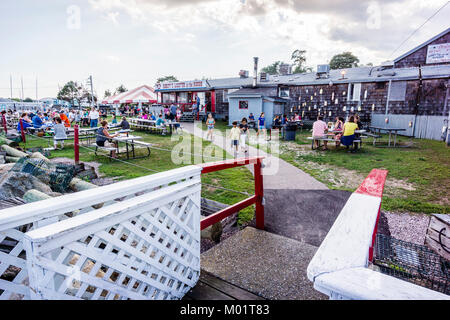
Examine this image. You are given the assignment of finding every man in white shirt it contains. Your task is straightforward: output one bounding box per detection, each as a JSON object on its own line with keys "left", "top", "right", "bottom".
{"left": 89, "top": 108, "right": 100, "bottom": 128}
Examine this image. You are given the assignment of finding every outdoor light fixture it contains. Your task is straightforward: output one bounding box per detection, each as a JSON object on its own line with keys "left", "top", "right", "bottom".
{"left": 341, "top": 70, "right": 347, "bottom": 79}
{"left": 385, "top": 118, "right": 389, "bottom": 124}
{"left": 343, "top": 106, "right": 347, "bottom": 111}
{"left": 372, "top": 104, "right": 375, "bottom": 111}
{"left": 358, "top": 105, "right": 362, "bottom": 111}
{"left": 409, "top": 121, "right": 413, "bottom": 127}
{"left": 329, "top": 81, "right": 333, "bottom": 87}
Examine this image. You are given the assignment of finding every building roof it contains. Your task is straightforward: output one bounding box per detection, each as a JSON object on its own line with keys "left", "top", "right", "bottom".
{"left": 102, "top": 85, "right": 157, "bottom": 104}
{"left": 228, "top": 87, "right": 288, "bottom": 103}
{"left": 394, "top": 27, "right": 450, "bottom": 63}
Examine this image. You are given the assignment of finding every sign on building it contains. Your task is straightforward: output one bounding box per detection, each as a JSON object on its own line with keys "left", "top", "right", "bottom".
{"left": 426, "top": 43, "right": 450, "bottom": 64}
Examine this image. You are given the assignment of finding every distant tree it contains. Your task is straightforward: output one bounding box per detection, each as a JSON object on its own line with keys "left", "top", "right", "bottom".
{"left": 11, "top": 98, "right": 21, "bottom": 102}
{"left": 57, "top": 81, "right": 83, "bottom": 105}
{"left": 261, "top": 61, "right": 284, "bottom": 75}
{"left": 291, "top": 50, "right": 312, "bottom": 73}
{"left": 104, "top": 89, "right": 112, "bottom": 98}
{"left": 114, "top": 85, "right": 127, "bottom": 95}
{"left": 23, "top": 97, "right": 33, "bottom": 102}
{"left": 156, "top": 76, "right": 178, "bottom": 83}
{"left": 329, "top": 52, "right": 360, "bottom": 69}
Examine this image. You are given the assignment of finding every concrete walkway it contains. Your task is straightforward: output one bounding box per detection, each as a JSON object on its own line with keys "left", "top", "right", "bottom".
{"left": 182, "top": 122, "right": 327, "bottom": 190}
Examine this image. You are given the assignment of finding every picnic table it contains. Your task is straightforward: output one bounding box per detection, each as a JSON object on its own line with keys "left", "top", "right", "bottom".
{"left": 131, "top": 118, "right": 180, "bottom": 135}
{"left": 308, "top": 129, "right": 367, "bottom": 150}
{"left": 111, "top": 134, "right": 149, "bottom": 160}
{"left": 369, "top": 126, "right": 406, "bottom": 147}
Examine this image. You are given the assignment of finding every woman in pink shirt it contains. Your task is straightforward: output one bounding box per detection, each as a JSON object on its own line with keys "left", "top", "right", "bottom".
{"left": 312, "top": 115, "right": 329, "bottom": 150}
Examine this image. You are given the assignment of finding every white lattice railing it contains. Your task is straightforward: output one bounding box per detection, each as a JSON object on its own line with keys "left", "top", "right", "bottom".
{"left": 0, "top": 165, "right": 202, "bottom": 300}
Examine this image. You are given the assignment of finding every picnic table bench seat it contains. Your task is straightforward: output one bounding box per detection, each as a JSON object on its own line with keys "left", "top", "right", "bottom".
{"left": 307, "top": 136, "right": 362, "bottom": 150}
{"left": 365, "top": 132, "right": 382, "bottom": 146}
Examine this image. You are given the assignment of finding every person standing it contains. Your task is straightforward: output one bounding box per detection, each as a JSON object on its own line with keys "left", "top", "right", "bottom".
{"left": 257, "top": 112, "right": 266, "bottom": 140}
{"left": 229, "top": 121, "right": 240, "bottom": 158}
{"left": 53, "top": 117, "right": 67, "bottom": 150}
{"left": 170, "top": 103, "right": 177, "bottom": 121}
{"left": 240, "top": 117, "right": 249, "bottom": 154}
{"left": 89, "top": 108, "right": 100, "bottom": 128}
{"left": 206, "top": 113, "right": 215, "bottom": 141}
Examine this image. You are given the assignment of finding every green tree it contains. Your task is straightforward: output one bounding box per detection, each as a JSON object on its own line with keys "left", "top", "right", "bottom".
{"left": 261, "top": 61, "right": 284, "bottom": 75}
{"left": 104, "top": 89, "right": 112, "bottom": 98}
{"left": 115, "top": 85, "right": 127, "bottom": 95}
{"left": 156, "top": 76, "right": 178, "bottom": 83}
{"left": 23, "top": 97, "right": 33, "bottom": 102}
{"left": 291, "top": 50, "right": 312, "bottom": 73}
{"left": 57, "top": 81, "right": 82, "bottom": 105}
{"left": 329, "top": 52, "right": 360, "bottom": 69}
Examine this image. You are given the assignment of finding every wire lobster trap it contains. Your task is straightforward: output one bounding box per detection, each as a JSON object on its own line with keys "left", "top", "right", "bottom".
{"left": 374, "top": 233, "right": 449, "bottom": 295}
{"left": 11, "top": 157, "right": 76, "bottom": 193}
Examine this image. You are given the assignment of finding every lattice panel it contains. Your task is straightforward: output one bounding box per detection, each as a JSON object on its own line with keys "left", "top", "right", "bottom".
{"left": 24, "top": 183, "right": 201, "bottom": 300}
{"left": 0, "top": 165, "right": 202, "bottom": 300}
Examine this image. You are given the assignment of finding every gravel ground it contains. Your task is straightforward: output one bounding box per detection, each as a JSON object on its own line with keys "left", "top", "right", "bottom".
{"left": 382, "top": 211, "right": 431, "bottom": 245}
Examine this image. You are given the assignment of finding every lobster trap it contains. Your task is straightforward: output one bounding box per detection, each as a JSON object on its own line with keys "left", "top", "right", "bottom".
{"left": 374, "top": 233, "right": 449, "bottom": 295}
{"left": 11, "top": 157, "right": 76, "bottom": 193}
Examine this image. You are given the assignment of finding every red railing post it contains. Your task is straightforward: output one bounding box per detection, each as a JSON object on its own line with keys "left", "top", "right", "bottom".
{"left": 19, "top": 119, "right": 26, "bottom": 143}
{"left": 2, "top": 114, "right": 7, "bottom": 134}
{"left": 74, "top": 124, "right": 79, "bottom": 164}
{"left": 254, "top": 158, "right": 264, "bottom": 230}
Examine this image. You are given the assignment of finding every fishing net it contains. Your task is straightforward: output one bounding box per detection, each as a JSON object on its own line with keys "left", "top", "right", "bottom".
{"left": 374, "top": 233, "right": 449, "bottom": 295}
{"left": 11, "top": 157, "right": 76, "bottom": 193}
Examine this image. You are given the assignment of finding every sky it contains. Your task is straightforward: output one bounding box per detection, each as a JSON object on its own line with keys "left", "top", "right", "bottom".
{"left": 0, "top": 0, "right": 449, "bottom": 100}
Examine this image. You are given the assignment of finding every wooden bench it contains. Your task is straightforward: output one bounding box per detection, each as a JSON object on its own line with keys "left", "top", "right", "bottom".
{"left": 128, "top": 140, "right": 152, "bottom": 158}
{"left": 90, "top": 144, "right": 116, "bottom": 160}
{"left": 307, "top": 137, "right": 362, "bottom": 150}
{"left": 365, "top": 132, "right": 382, "bottom": 146}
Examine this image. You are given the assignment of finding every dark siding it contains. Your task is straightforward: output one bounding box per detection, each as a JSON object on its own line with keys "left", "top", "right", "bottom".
{"left": 394, "top": 32, "right": 450, "bottom": 68}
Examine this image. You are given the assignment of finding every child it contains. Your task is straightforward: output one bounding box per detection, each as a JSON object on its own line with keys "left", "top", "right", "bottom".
{"left": 53, "top": 117, "right": 67, "bottom": 150}
{"left": 206, "top": 113, "right": 215, "bottom": 141}
{"left": 239, "top": 117, "right": 249, "bottom": 153}
{"left": 111, "top": 114, "right": 118, "bottom": 124}
{"left": 257, "top": 112, "right": 266, "bottom": 140}
{"left": 229, "top": 121, "right": 240, "bottom": 158}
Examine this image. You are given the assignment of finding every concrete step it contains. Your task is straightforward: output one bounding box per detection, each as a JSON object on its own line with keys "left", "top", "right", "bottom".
{"left": 200, "top": 226, "right": 327, "bottom": 300}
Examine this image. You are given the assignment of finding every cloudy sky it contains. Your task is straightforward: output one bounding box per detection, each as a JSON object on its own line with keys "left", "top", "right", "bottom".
{"left": 0, "top": 0, "right": 449, "bottom": 99}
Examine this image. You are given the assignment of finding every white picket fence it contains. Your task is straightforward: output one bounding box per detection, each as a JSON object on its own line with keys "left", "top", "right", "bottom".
{"left": 0, "top": 165, "right": 202, "bottom": 300}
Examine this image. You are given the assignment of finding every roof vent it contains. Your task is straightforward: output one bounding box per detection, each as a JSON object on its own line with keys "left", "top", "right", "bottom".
{"left": 239, "top": 70, "right": 249, "bottom": 78}
{"left": 316, "top": 64, "right": 330, "bottom": 79}
{"left": 278, "top": 64, "right": 293, "bottom": 75}
{"left": 260, "top": 72, "right": 268, "bottom": 82}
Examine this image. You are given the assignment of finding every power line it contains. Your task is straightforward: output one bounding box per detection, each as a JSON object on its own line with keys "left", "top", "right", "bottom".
{"left": 389, "top": 1, "right": 450, "bottom": 58}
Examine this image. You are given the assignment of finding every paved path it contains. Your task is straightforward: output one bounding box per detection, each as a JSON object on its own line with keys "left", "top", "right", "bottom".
{"left": 182, "top": 122, "right": 327, "bottom": 190}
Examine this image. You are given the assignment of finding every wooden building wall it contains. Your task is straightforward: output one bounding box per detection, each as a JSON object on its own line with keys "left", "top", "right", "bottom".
{"left": 394, "top": 32, "right": 450, "bottom": 68}
{"left": 287, "top": 78, "right": 449, "bottom": 123}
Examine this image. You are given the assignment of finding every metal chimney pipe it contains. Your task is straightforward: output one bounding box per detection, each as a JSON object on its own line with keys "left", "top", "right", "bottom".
{"left": 253, "top": 57, "right": 259, "bottom": 87}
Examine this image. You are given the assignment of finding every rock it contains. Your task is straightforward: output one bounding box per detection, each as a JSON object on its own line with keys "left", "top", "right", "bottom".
{"left": 23, "top": 189, "right": 52, "bottom": 203}
{"left": 0, "top": 172, "right": 53, "bottom": 200}
{"left": 0, "top": 163, "right": 14, "bottom": 175}
{"left": 201, "top": 215, "right": 223, "bottom": 243}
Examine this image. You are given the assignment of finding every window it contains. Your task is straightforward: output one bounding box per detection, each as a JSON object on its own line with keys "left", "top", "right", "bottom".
{"left": 389, "top": 81, "right": 406, "bottom": 101}
{"left": 177, "top": 92, "right": 188, "bottom": 103}
{"left": 376, "top": 82, "right": 386, "bottom": 90}
{"left": 279, "top": 88, "right": 290, "bottom": 98}
{"left": 348, "top": 83, "right": 361, "bottom": 101}
{"left": 239, "top": 100, "right": 248, "bottom": 109}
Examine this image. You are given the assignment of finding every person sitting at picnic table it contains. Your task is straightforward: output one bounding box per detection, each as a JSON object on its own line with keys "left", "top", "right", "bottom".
{"left": 32, "top": 112, "right": 43, "bottom": 129}
{"left": 119, "top": 117, "right": 130, "bottom": 130}
{"left": 294, "top": 112, "right": 301, "bottom": 121}
{"left": 111, "top": 114, "right": 118, "bottom": 125}
{"left": 17, "top": 113, "right": 33, "bottom": 132}
{"left": 341, "top": 116, "right": 359, "bottom": 153}
{"left": 96, "top": 120, "right": 119, "bottom": 158}
{"left": 333, "top": 116, "right": 344, "bottom": 147}
{"left": 59, "top": 112, "right": 71, "bottom": 128}
{"left": 53, "top": 117, "right": 67, "bottom": 150}
{"left": 150, "top": 113, "right": 156, "bottom": 121}
{"left": 312, "top": 115, "right": 329, "bottom": 151}
{"left": 156, "top": 114, "right": 167, "bottom": 135}
{"left": 141, "top": 113, "right": 148, "bottom": 120}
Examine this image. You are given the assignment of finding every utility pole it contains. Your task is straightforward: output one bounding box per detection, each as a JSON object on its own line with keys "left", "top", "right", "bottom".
{"left": 36, "top": 77, "right": 38, "bottom": 101}
{"left": 10, "top": 75, "right": 12, "bottom": 99}
{"left": 87, "top": 75, "right": 95, "bottom": 108}
{"left": 21, "top": 76, "right": 24, "bottom": 102}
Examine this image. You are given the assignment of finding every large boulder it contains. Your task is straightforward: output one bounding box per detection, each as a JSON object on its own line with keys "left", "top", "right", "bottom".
{"left": 0, "top": 171, "right": 53, "bottom": 200}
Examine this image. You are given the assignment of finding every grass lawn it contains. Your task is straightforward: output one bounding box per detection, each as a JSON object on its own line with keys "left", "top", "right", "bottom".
{"left": 270, "top": 129, "right": 450, "bottom": 214}
{"left": 19, "top": 129, "right": 256, "bottom": 225}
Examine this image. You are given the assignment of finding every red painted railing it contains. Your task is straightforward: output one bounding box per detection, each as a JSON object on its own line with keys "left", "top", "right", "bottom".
{"left": 2, "top": 114, "right": 7, "bottom": 134}
{"left": 199, "top": 156, "right": 265, "bottom": 231}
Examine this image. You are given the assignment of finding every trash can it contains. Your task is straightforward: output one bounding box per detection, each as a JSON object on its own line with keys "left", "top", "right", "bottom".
{"left": 283, "top": 122, "right": 298, "bottom": 141}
